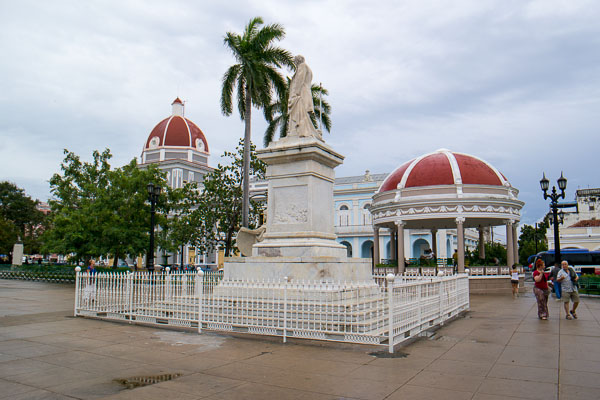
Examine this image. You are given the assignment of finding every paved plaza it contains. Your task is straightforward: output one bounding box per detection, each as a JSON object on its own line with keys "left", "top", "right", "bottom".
{"left": 1, "top": 279, "right": 599, "bottom": 400}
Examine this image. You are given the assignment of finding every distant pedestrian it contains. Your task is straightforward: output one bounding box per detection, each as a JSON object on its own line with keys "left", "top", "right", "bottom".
{"left": 550, "top": 263, "right": 562, "bottom": 301}
{"left": 510, "top": 264, "right": 519, "bottom": 298}
{"left": 532, "top": 259, "right": 549, "bottom": 320}
{"left": 452, "top": 250, "right": 458, "bottom": 267}
{"left": 87, "top": 259, "right": 96, "bottom": 273}
{"left": 557, "top": 260, "right": 579, "bottom": 320}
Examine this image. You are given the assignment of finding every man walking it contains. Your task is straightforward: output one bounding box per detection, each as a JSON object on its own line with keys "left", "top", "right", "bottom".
{"left": 557, "top": 260, "right": 579, "bottom": 319}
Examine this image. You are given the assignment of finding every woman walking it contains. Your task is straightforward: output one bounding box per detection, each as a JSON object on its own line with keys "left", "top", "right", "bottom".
{"left": 532, "top": 259, "right": 550, "bottom": 320}
{"left": 511, "top": 264, "right": 519, "bottom": 298}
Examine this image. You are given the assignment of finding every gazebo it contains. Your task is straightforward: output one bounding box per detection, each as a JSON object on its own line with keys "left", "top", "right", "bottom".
{"left": 370, "top": 149, "right": 524, "bottom": 273}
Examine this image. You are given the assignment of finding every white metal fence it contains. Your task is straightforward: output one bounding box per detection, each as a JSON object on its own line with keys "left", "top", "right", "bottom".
{"left": 74, "top": 271, "right": 469, "bottom": 352}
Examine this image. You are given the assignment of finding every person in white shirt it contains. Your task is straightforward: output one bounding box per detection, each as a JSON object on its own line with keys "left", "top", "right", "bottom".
{"left": 556, "top": 260, "right": 580, "bottom": 319}
{"left": 510, "top": 264, "right": 519, "bottom": 298}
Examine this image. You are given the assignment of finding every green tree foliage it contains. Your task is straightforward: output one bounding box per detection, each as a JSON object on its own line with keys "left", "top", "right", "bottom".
{"left": 469, "top": 242, "right": 508, "bottom": 266}
{"left": 44, "top": 149, "right": 165, "bottom": 263}
{"left": 264, "top": 79, "right": 332, "bottom": 146}
{"left": 221, "top": 16, "right": 294, "bottom": 227}
{"left": 518, "top": 223, "right": 548, "bottom": 265}
{"left": 156, "top": 183, "right": 202, "bottom": 266}
{"left": 0, "top": 181, "right": 45, "bottom": 255}
{"left": 194, "top": 139, "right": 266, "bottom": 257}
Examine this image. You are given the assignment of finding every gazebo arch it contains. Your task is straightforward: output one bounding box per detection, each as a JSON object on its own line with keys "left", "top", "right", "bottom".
{"left": 370, "top": 149, "right": 524, "bottom": 273}
{"left": 413, "top": 238, "right": 430, "bottom": 258}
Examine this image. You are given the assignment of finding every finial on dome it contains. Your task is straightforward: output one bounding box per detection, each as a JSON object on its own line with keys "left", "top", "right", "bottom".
{"left": 171, "top": 98, "right": 184, "bottom": 116}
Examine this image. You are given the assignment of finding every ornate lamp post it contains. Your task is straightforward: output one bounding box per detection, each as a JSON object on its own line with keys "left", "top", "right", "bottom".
{"left": 146, "top": 182, "right": 162, "bottom": 272}
{"left": 540, "top": 172, "right": 567, "bottom": 266}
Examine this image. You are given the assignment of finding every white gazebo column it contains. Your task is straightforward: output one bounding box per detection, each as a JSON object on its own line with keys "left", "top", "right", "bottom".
{"left": 431, "top": 229, "right": 438, "bottom": 259}
{"left": 512, "top": 223, "right": 519, "bottom": 265}
{"left": 373, "top": 225, "right": 380, "bottom": 266}
{"left": 395, "top": 221, "right": 406, "bottom": 274}
{"left": 478, "top": 226, "right": 485, "bottom": 259}
{"left": 456, "top": 217, "right": 465, "bottom": 273}
{"left": 506, "top": 221, "right": 514, "bottom": 267}
{"left": 390, "top": 229, "right": 397, "bottom": 261}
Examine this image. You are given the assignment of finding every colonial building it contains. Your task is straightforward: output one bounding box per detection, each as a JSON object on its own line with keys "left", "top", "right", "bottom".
{"left": 138, "top": 98, "right": 216, "bottom": 266}
{"left": 547, "top": 188, "right": 600, "bottom": 251}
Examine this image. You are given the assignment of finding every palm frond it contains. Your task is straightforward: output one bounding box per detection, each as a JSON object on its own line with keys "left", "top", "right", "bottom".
{"left": 254, "top": 23, "right": 286, "bottom": 50}
{"left": 236, "top": 74, "right": 246, "bottom": 121}
{"left": 221, "top": 64, "right": 240, "bottom": 116}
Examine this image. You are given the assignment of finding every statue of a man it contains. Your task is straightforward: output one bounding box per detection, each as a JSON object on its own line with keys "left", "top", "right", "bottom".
{"left": 287, "top": 55, "right": 321, "bottom": 139}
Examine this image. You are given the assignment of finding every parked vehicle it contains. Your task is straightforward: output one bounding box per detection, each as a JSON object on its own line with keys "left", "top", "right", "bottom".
{"left": 535, "top": 249, "right": 600, "bottom": 275}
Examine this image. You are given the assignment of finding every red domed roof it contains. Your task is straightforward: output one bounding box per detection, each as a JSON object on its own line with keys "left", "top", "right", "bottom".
{"left": 379, "top": 149, "right": 508, "bottom": 192}
{"left": 144, "top": 99, "right": 209, "bottom": 152}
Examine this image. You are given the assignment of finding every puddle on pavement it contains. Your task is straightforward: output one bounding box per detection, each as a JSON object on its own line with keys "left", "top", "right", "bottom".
{"left": 369, "top": 350, "right": 409, "bottom": 358}
{"left": 114, "top": 373, "right": 182, "bottom": 389}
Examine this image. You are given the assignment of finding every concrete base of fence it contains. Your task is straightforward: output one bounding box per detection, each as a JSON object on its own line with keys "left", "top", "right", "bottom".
{"left": 223, "top": 256, "right": 373, "bottom": 281}
{"left": 469, "top": 276, "right": 525, "bottom": 295}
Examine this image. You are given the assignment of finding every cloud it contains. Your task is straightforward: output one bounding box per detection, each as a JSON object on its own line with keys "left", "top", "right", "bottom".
{"left": 1, "top": 0, "right": 599, "bottom": 226}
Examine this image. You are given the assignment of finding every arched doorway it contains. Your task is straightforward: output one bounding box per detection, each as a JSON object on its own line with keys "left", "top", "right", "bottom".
{"left": 413, "top": 238, "right": 430, "bottom": 258}
{"left": 361, "top": 240, "right": 373, "bottom": 259}
{"left": 340, "top": 241, "right": 352, "bottom": 257}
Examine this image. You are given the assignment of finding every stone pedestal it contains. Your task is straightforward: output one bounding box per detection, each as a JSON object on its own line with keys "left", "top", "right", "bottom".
{"left": 225, "top": 136, "right": 371, "bottom": 282}
{"left": 12, "top": 242, "right": 23, "bottom": 266}
{"left": 253, "top": 136, "right": 346, "bottom": 258}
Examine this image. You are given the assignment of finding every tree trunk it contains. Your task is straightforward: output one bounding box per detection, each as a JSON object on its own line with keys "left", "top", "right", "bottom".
{"left": 114, "top": 249, "right": 120, "bottom": 268}
{"left": 242, "top": 85, "right": 252, "bottom": 228}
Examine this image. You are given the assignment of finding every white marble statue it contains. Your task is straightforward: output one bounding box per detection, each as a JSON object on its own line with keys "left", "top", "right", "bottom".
{"left": 287, "top": 55, "right": 321, "bottom": 139}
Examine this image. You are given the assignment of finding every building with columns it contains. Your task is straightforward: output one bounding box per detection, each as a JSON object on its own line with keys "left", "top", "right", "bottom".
{"left": 138, "top": 98, "right": 217, "bottom": 266}
{"left": 369, "top": 149, "right": 523, "bottom": 272}
{"left": 333, "top": 170, "right": 481, "bottom": 262}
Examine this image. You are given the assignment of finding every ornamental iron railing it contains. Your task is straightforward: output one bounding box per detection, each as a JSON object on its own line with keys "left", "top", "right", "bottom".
{"left": 74, "top": 270, "right": 469, "bottom": 352}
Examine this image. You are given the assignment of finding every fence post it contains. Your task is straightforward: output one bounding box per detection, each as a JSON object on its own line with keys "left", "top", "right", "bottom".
{"left": 127, "top": 272, "right": 134, "bottom": 323}
{"left": 438, "top": 276, "right": 443, "bottom": 323}
{"left": 386, "top": 273, "right": 395, "bottom": 354}
{"left": 283, "top": 276, "right": 288, "bottom": 344}
{"left": 165, "top": 267, "right": 171, "bottom": 300}
{"left": 197, "top": 270, "right": 204, "bottom": 334}
{"left": 74, "top": 267, "right": 81, "bottom": 316}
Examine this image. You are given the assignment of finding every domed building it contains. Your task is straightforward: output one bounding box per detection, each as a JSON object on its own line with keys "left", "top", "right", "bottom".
{"left": 370, "top": 149, "right": 524, "bottom": 272}
{"left": 140, "top": 98, "right": 212, "bottom": 188}
{"left": 139, "top": 98, "right": 215, "bottom": 266}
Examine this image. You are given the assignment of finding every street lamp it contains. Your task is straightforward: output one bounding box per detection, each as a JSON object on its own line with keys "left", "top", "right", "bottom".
{"left": 146, "top": 182, "right": 162, "bottom": 272}
{"left": 540, "top": 172, "right": 566, "bottom": 266}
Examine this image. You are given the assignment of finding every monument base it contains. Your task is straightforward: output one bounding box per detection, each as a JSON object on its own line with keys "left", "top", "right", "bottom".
{"left": 223, "top": 256, "right": 373, "bottom": 282}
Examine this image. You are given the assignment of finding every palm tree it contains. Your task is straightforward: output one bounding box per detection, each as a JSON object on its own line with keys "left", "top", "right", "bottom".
{"left": 263, "top": 80, "right": 331, "bottom": 147}
{"left": 221, "top": 17, "right": 294, "bottom": 228}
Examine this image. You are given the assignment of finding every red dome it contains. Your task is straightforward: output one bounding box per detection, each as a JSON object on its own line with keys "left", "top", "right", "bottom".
{"left": 379, "top": 149, "right": 508, "bottom": 192}
{"left": 144, "top": 99, "right": 209, "bottom": 152}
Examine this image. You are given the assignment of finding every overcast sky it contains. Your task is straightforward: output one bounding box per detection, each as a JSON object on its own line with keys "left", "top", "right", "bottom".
{"left": 1, "top": 0, "right": 599, "bottom": 228}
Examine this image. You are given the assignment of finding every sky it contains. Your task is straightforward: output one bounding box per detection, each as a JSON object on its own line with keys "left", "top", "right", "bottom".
{"left": 1, "top": 0, "right": 599, "bottom": 228}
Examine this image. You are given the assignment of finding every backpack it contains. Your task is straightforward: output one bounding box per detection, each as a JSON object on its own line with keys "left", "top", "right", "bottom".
{"left": 568, "top": 267, "right": 579, "bottom": 288}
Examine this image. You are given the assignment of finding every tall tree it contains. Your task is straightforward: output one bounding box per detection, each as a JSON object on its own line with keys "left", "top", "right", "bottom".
{"left": 518, "top": 223, "right": 548, "bottom": 265}
{"left": 156, "top": 183, "right": 202, "bottom": 266}
{"left": 221, "top": 16, "right": 293, "bottom": 228}
{"left": 44, "top": 149, "right": 165, "bottom": 263}
{"left": 264, "top": 79, "right": 332, "bottom": 146}
{"left": 193, "top": 139, "right": 266, "bottom": 257}
{"left": 0, "top": 181, "right": 45, "bottom": 254}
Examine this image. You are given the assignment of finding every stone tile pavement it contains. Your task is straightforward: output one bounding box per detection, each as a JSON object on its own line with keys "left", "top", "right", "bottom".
{"left": 1, "top": 279, "right": 599, "bottom": 399}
